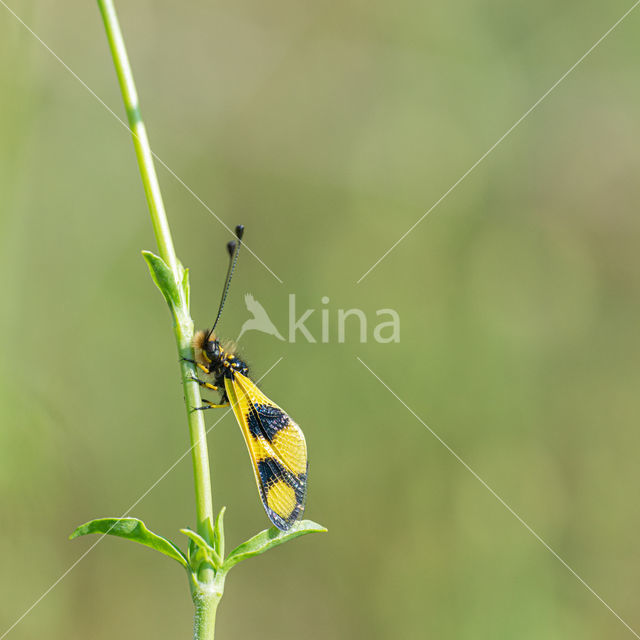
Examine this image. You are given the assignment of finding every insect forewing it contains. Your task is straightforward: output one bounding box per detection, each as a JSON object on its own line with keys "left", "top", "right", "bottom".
{"left": 225, "top": 373, "right": 307, "bottom": 530}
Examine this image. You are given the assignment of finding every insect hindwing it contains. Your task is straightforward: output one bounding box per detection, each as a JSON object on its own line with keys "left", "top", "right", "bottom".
{"left": 225, "top": 373, "right": 308, "bottom": 530}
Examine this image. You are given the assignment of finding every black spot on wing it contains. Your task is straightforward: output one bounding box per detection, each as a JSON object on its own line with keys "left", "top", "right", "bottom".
{"left": 246, "top": 403, "right": 289, "bottom": 440}
{"left": 257, "top": 457, "right": 306, "bottom": 494}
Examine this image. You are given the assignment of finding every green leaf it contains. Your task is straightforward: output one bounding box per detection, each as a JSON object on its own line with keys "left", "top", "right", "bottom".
{"left": 180, "top": 528, "right": 215, "bottom": 554}
{"left": 223, "top": 520, "right": 326, "bottom": 571}
{"left": 213, "top": 506, "right": 226, "bottom": 559}
{"left": 70, "top": 517, "right": 188, "bottom": 568}
{"left": 180, "top": 528, "right": 221, "bottom": 567}
{"left": 182, "top": 266, "right": 190, "bottom": 311}
{"left": 142, "top": 250, "right": 181, "bottom": 310}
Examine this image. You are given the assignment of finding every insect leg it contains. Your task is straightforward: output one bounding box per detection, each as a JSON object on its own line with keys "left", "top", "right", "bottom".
{"left": 193, "top": 398, "right": 230, "bottom": 411}
{"left": 182, "top": 357, "right": 212, "bottom": 375}
{"left": 186, "top": 375, "right": 219, "bottom": 392}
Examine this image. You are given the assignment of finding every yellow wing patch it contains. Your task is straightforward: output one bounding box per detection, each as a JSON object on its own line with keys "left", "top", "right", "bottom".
{"left": 265, "top": 480, "right": 297, "bottom": 517}
{"left": 270, "top": 424, "right": 307, "bottom": 475}
{"left": 225, "top": 373, "right": 308, "bottom": 530}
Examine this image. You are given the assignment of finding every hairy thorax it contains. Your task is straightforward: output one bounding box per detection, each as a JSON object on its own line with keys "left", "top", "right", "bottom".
{"left": 193, "top": 330, "right": 249, "bottom": 388}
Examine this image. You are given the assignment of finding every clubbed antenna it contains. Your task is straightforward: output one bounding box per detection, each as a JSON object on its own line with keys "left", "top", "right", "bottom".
{"left": 207, "top": 225, "right": 244, "bottom": 340}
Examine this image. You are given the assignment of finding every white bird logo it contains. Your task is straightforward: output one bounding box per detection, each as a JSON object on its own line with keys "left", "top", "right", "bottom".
{"left": 237, "top": 293, "right": 285, "bottom": 342}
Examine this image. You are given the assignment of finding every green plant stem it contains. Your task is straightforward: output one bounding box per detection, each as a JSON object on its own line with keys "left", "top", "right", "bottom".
{"left": 97, "top": 0, "right": 216, "bottom": 589}
{"left": 192, "top": 572, "right": 226, "bottom": 640}
{"left": 97, "top": 0, "right": 177, "bottom": 275}
{"left": 193, "top": 595, "right": 218, "bottom": 640}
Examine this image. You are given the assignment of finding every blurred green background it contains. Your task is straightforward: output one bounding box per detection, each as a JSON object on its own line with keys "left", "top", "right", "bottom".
{"left": 2, "top": 1, "right": 640, "bottom": 638}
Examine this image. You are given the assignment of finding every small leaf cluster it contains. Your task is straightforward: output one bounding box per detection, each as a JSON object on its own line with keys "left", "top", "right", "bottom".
{"left": 70, "top": 510, "right": 326, "bottom": 591}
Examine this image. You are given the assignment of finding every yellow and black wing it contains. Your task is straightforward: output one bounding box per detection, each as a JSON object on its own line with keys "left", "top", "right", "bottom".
{"left": 224, "top": 372, "right": 308, "bottom": 531}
